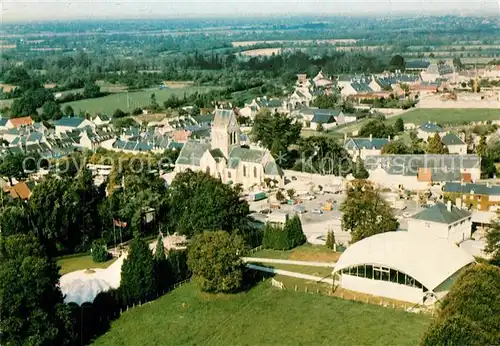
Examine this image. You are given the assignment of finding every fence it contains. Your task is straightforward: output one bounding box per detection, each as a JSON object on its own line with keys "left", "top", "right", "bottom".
{"left": 247, "top": 245, "right": 263, "bottom": 255}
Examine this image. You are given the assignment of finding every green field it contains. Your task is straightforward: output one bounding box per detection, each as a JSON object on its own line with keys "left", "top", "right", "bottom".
{"left": 250, "top": 243, "right": 341, "bottom": 262}
{"left": 386, "top": 108, "right": 500, "bottom": 126}
{"left": 57, "top": 254, "right": 116, "bottom": 275}
{"left": 94, "top": 281, "right": 430, "bottom": 346}
{"left": 62, "top": 86, "right": 219, "bottom": 115}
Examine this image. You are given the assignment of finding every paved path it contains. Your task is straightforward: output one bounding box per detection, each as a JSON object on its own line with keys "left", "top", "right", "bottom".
{"left": 246, "top": 264, "right": 334, "bottom": 285}
{"left": 243, "top": 257, "right": 335, "bottom": 267}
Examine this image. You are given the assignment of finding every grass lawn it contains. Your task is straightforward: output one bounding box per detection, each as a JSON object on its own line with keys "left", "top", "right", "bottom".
{"left": 57, "top": 255, "right": 117, "bottom": 275}
{"left": 62, "top": 86, "right": 219, "bottom": 115}
{"left": 94, "top": 281, "right": 430, "bottom": 346}
{"left": 387, "top": 108, "right": 500, "bottom": 126}
{"left": 250, "top": 243, "right": 341, "bottom": 262}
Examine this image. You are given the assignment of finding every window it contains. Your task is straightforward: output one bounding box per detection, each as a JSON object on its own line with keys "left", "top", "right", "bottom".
{"left": 253, "top": 166, "right": 257, "bottom": 178}
{"left": 206, "top": 167, "right": 210, "bottom": 175}
{"left": 228, "top": 171, "right": 231, "bottom": 179}
{"left": 243, "top": 166, "right": 247, "bottom": 177}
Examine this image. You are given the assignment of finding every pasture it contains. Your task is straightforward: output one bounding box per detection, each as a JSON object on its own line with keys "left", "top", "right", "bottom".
{"left": 94, "top": 281, "right": 430, "bottom": 346}
{"left": 387, "top": 108, "right": 500, "bottom": 126}
{"left": 62, "top": 86, "right": 219, "bottom": 115}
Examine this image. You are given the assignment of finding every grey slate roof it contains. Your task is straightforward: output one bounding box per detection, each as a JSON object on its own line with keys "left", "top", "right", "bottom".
{"left": 443, "top": 182, "right": 500, "bottom": 196}
{"left": 412, "top": 203, "right": 471, "bottom": 224}
{"left": 55, "top": 117, "right": 86, "bottom": 128}
{"left": 175, "top": 141, "right": 211, "bottom": 166}
{"left": 264, "top": 161, "right": 284, "bottom": 177}
{"left": 405, "top": 60, "right": 431, "bottom": 70}
{"left": 311, "top": 113, "right": 336, "bottom": 124}
{"left": 420, "top": 122, "right": 443, "bottom": 133}
{"left": 346, "top": 138, "right": 390, "bottom": 150}
{"left": 0, "top": 118, "right": 8, "bottom": 127}
{"left": 442, "top": 133, "right": 465, "bottom": 146}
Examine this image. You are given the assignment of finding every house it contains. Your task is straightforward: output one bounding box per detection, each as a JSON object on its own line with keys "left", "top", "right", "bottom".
{"left": 441, "top": 133, "right": 467, "bottom": 155}
{"left": 93, "top": 114, "right": 111, "bottom": 126}
{"left": 417, "top": 122, "right": 445, "bottom": 141}
{"left": 6, "top": 116, "right": 33, "bottom": 129}
{"left": 310, "top": 113, "right": 336, "bottom": 130}
{"left": 408, "top": 201, "right": 472, "bottom": 244}
{"left": 340, "top": 82, "right": 373, "bottom": 97}
{"left": 364, "top": 154, "right": 481, "bottom": 189}
{"left": 443, "top": 182, "right": 500, "bottom": 212}
{"left": 344, "top": 135, "right": 391, "bottom": 161}
{"left": 55, "top": 117, "right": 94, "bottom": 135}
{"left": 405, "top": 60, "right": 431, "bottom": 72}
{"left": 175, "top": 109, "right": 284, "bottom": 189}
{"left": 333, "top": 231, "right": 474, "bottom": 304}
{"left": 78, "top": 129, "right": 115, "bottom": 150}
{"left": 4, "top": 181, "right": 33, "bottom": 200}
{"left": 290, "top": 88, "right": 313, "bottom": 107}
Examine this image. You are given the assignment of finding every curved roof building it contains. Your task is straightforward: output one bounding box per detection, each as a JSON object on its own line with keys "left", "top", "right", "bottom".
{"left": 333, "top": 231, "right": 474, "bottom": 304}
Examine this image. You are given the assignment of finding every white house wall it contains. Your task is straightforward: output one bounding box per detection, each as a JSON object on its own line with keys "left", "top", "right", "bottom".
{"left": 340, "top": 274, "right": 424, "bottom": 304}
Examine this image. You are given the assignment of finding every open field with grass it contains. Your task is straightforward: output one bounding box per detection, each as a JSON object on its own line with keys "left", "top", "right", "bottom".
{"left": 388, "top": 108, "right": 500, "bottom": 126}
{"left": 57, "top": 254, "right": 117, "bottom": 275}
{"left": 250, "top": 244, "right": 341, "bottom": 262}
{"left": 62, "top": 86, "right": 219, "bottom": 115}
{"left": 241, "top": 48, "right": 282, "bottom": 56}
{"left": 252, "top": 263, "right": 334, "bottom": 277}
{"left": 94, "top": 281, "right": 430, "bottom": 346}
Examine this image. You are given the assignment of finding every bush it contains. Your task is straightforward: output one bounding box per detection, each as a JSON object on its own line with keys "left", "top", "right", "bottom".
{"left": 91, "top": 239, "right": 109, "bottom": 263}
{"left": 167, "top": 249, "right": 190, "bottom": 286}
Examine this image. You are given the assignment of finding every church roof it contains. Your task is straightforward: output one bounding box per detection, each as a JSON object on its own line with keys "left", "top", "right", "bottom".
{"left": 264, "top": 161, "right": 284, "bottom": 177}
{"left": 213, "top": 109, "right": 235, "bottom": 127}
{"left": 227, "top": 147, "right": 266, "bottom": 169}
{"left": 175, "top": 141, "right": 211, "bottom": 166}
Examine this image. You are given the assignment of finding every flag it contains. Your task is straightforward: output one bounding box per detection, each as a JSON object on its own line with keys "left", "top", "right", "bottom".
{"left": 113, "top": 219, "right": 127, "bottom": 228}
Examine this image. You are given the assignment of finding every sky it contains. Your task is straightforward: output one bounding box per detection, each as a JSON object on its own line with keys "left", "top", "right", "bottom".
{"left": 1, "top": 0, "right": 499, "bottom": 23}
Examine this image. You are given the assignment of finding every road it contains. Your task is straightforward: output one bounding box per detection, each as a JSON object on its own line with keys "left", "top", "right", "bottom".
{"left": 246, "top": 264, "right": 334, "bottom": 285}
{"left": 243, "top": 257, "right": 335, "bottom": 267}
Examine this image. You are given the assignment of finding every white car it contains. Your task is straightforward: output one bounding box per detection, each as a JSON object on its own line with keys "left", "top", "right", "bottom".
{"left": 403, "top": 212, "right": 411, "bottom": 218}
{"left": 312, "top": 209, "right": 323, "bottom": 214}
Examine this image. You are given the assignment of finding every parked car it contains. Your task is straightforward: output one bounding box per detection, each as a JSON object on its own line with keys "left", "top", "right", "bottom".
{"left": 312, "top": 209, "right": 323, "bottom": 214}
{"left": 259, "top": 208, "right": 272, "bottom": 215}
{"left": 403, "top": 212, "right": 411, "bottom": 218}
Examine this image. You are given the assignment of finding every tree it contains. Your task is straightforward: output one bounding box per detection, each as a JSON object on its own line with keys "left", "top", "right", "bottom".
{"left": 421, "top": 264, "right": 500, "bottom": 345}
{"left": 91, "top": 239, "right": 109, "bottom": 263}
{"left": 325, "top": 231, "right": 336, "bottom": 249}
{"left": 353, "top": 159, "right": 369, "bottom": 179}
{"left": 42, "top": 100, "right": 63, "bottom": 120}
{"left": 316, "top": 123, "right": 324, "bottom": 132}
{"left": 358, "top": 119, "right": 395, "bottom": 138}
{"left": 83, "top": 82, "right": 101, "bottom": 99}
{"left": 0, "top": 153, "right": 27, "bottom": 184}
{"left": 476, "top": 135, "right": 487, "bottom": 157}
{"left": 0, "top": 205, "right": 31, "bottom": 236}
{"left": 153, "top": 233, "right": 169, "bottom": 292}
{"left": 63, "top": 105, "right": 74, "bottom": 117}
{"left": 285, "top": 215, "right": 306, "bottom": 248}
{"left": 168, "top": 171, "right": 250, "bottom": 238}
{"left": 120, "top": 236, "right": 155, "bottom": 302}
{"left": 275, "top": 190, "right": 286, "bottom": 203}
{"left": 341, "top": 180, "right": 399, "bottom": 243}
{"left": 381, "top": 140, "right": 410, "bottom": 155}
{"left": 313, "top": 93, "right": 339, "bottom": 109}
{"left": 113, "top": 108, "right": 128, "bottom": 118}
{"left": 484, "top": 218, "right": 500, "bottom": 264}
{"left": 394, "top": 117, "right": 404, "bottom": 132}
{"left": 427, "top": 133, "right": 449, "bottom": 154}
{"left": 187, "top": 231, "right": 244, "bottom": 293}
{"left": 453, "top": 57, "right": 464, "bottom": 70}
{"left": 389, "top": 54, "right": 405, "bottom": 71}
{"left": 251, "top": 110, "right": 302, "bottom": 154}
{"left": 0, "top": 234, "right": 73, "bottom": 345}
{"left": 286, "top": 188, "right": 296, "bottom": 200}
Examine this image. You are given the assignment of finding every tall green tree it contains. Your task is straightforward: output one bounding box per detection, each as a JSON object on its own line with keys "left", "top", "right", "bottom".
{"left": 120, "top": 236, "right": 155, "bottom": 302}
{"left": 394, "top": 117, "right": 404, "bottom": 132}
{"left": 63, "top": 105, "right": 75, "bottom": 117}
{"left": 389, "top": 54, "right": 405, "bottom": 71}
{"left": 341, "top": 180, "right": 398, "bottom": 243}
{"left": 0, "top": 153, "right": 27, "bottom": 184}
{"left": 0, "top": 233, "right": 73, "bottom": 345}
{"left": 476, "top": 135, "right": 487, "bottom": 157}
{"left": 353, "top": 159, "right": 369, "bottom": 179}
{"left": 251, "top": 110, "right": 302, "bottom": 155}
{"left": 168, "top": 170, "right": 250, "bottom": 237}
{"left": 42, "top": 100, "right": 63, "bottom": 120}
{"left": 187, "top": 231, "right": 244, "bottom": 293}
{"left": 484, "top": 217, "right": 500, "bottom": 264}
{"left": 0, "top": 205, "right": 31, "bottom": 236}
{"left": 427, "top": 133, "right": 449, "bottom": 154}
{"left": 358, "top": 119, "right": 395, "bottom": 138}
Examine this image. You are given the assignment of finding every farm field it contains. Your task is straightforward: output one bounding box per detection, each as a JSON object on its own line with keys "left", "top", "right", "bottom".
{"left": 62, "top": 86, "right": 219, "bottom": 115}
{"left": 57, "top": 254, "right": 117, "bottom": 275}
{"left": 94, "top": 281, "right": 430, "bottom": 346}
{"left": 388, "top": 108, "right": 500, "bottom": 126}
{"left": 241, "top": 48, "right": 282, "bottom": 56}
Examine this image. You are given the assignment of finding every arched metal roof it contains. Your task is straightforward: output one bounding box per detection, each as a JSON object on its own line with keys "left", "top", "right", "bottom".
{"left": 333, "top": 231, "right": 474, "bottom": 290}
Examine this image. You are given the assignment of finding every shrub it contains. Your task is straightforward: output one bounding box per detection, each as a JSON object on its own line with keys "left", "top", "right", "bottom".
{"left": 91, "top": 239, "right": 109, "bottom": 263}
{"left": 325, "top": 231, "right": 335, "bottom": 249}
{"left": 262, "top": 215, "right": 306, "bottom": 250}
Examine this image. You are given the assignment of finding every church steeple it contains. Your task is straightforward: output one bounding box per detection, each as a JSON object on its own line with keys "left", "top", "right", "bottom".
{"left": 211, "top": 108, "right": 240, "bottom": 157}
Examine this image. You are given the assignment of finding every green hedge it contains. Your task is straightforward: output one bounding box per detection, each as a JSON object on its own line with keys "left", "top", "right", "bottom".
{"left": 262, "top": 215, "right": 306, "bottom": 250}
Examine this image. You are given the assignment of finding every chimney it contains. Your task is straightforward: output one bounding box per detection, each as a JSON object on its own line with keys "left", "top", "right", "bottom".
{"left": 447, "top": 200, "right": 452, "bottom": 212}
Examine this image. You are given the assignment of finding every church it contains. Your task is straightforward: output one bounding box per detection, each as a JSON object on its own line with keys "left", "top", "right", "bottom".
{"left": 175, "top": 109, "right": 284, "bottom": 189}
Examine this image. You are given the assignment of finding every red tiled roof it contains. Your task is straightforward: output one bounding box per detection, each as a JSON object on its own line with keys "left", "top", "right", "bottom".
{"left": 9, "top": 116, "right": 33, "bottom": 128}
